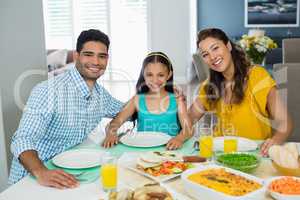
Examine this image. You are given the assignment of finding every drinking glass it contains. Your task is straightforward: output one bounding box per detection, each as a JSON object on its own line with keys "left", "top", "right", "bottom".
{"left": 223, "top": 123, "right": 237, "bottom": 153}
{"left": 100, "top": 153, "right": 118, "bottom": 192}
{"left": 199, "top": 124, "right": 213, "bottom": 159}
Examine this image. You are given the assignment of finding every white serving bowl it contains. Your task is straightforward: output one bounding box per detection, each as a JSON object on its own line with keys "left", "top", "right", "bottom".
{"left": 181, "top": 164, "right": 266, "bottom": 200}
{"left": 266, "top": 176, "right": 300, "bottom": 200}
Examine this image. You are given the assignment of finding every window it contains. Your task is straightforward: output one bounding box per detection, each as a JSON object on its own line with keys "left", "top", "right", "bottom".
{"left": 43, "top": 0, "right": 148, "bottom": 81}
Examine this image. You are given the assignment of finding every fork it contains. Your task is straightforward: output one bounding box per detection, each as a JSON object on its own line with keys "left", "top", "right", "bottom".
{"left": 74, "top": 171, "right": 95, "bottom": 182}
{"left": 73, "top": 171, "right": 86, "bottom": 178}
{"left": 191, "top": 141, "right": 200, "bottom": 154}
{"left": 118, "top": 128, "right": 134, "bottom": 140}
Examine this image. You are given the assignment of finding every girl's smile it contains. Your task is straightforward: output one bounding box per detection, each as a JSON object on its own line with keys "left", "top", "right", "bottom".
{"left": 143, "top": 62, "right": 172, "bottom": 93}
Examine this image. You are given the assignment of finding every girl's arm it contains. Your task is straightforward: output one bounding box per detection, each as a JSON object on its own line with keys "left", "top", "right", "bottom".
{"left": 260, "top": 87, "right": 293, "bottom": 156}
{"left": 102, "top": 95, "right": 138, "bottom": 148}
{"left": 188, "top": 97, "right": 206, "bottom": 125}
{"left": 166, "top": 96, "right": 192, "bottom": 150}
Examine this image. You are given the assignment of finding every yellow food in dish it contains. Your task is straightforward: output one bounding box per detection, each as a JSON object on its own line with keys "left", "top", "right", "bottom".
{"left": 188, "top": 168, "right": 262, "bottom": 196}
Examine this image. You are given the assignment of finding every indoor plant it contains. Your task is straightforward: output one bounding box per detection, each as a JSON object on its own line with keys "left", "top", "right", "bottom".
{"left": 239, "top": 34, "right": 277, "bottom": 65}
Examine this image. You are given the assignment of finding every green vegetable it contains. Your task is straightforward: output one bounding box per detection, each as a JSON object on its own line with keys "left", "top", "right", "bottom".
{"left": 172, "top": 167, "right": 183, "bottom": 173}
{"left": 187, "top": 163, "right": 195, "bottom": 169}
{"left": 216, "top": 153, "right": 259, "bottom": 172}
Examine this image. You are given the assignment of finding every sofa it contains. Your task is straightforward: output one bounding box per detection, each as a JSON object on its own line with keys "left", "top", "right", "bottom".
{"left": 47, "top": 49, "right": 75, "bottom": 76}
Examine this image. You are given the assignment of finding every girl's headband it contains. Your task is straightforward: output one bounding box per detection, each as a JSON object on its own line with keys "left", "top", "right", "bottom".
{"left": 145, "top": 52, "right": 172, "bottom": 66}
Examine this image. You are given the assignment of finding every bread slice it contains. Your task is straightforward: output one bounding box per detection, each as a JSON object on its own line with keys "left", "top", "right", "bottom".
{"left": 136, "top": 158, "right": 161, "bottom": 169}
{"left": 140, "top": 151, "right": 183, "bottom": 164}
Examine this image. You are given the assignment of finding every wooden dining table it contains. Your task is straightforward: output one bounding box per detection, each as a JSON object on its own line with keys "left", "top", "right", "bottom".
{"left": 0, "top": 137, "right": 296, "bottom": 200}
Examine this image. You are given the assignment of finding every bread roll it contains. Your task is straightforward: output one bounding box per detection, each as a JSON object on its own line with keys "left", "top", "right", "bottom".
{"left": 268, "top": 145, "right": 281, "bottom": 161}
{"left": 284, "top": 142, "right": 299, "bottom": 160}
{"left": 133, "top": 184, "right": 173, "bottom": 200}
{"left": 279, "top": 148, "right": 299, "bottom": 168}
{"left": 269, "top": 144, "right": 299, "bottom": 169}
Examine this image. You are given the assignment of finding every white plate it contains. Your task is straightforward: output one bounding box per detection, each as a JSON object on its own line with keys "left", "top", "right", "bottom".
{"left": 120, "top": 131, "right": 172, "bottom": 148}
{"left": 119, "top": 152, "right": 187, "bottom": 183}
{"left": 52, "top": 149, "right": 104, "bottom": 169}
{"left": 266, "top": 176, "right": 300, "bottom": 200}
{"left": 213, "top": 136, "right": 258, "bottom": 152}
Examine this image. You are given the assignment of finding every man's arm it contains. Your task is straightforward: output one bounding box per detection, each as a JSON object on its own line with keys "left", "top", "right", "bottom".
{"left": 11, "top": 84, "right": 78, "bottom": 188}
{"left": 101, "top": 86, "right": 125, "bottom": 118}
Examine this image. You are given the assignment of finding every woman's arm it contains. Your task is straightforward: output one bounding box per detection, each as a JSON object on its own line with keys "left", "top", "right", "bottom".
{"left": 166, "top": 97, "right": 192, "bottom": 150}
{"left": 260, "top": 87, "right": 293, "bottom": 156}
{"left": 102, "top": 95, "right": 138, "bottom": 148}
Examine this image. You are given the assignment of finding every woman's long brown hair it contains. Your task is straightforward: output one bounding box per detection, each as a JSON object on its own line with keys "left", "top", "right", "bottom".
{"left": 197, "top": 28, "right": 251, "bottom": 106}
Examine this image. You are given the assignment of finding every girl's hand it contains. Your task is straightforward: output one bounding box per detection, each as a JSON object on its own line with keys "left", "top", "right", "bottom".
{"left": 166, "top": 135, "right": 185, "bottom": 150}
{"left": 102, "top": 134, "right": 119, "bottom": 148}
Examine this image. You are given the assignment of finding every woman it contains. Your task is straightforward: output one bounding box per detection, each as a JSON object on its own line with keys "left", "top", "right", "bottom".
{"left": 188, "top": 28, "right": 292, "bottom": 156}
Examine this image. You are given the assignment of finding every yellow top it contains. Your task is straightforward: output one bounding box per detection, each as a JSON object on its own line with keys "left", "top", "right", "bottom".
{"left": 199, "top": 66, "right": 276, "bottom": 140}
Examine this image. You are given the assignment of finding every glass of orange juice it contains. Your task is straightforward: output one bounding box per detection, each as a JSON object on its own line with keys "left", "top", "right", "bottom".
{"left": 100, "top": 153, "right": 117, "bottom": 192}
{"left": 223, "top": 123, "right": 237, "bottom": 153}
{"left": 199, "top": 125, "right": 213, "bottom": 160}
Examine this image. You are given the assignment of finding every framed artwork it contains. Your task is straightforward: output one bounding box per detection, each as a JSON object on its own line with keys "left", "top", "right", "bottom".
{"left": 245, "top": 0, "right": 299, "bottom": 27}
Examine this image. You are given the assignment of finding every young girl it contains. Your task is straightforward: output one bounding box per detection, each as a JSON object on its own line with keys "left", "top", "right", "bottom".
{"left": 102, "top": 52, "right": 192, "bottom": 150}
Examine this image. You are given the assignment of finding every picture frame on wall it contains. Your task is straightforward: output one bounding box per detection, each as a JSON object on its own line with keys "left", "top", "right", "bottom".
{"left": 245, "top": 0, "right": 300, "bottom": 27}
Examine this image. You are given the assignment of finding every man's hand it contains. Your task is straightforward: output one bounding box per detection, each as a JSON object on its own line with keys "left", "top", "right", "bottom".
{"left": 166, "top": 135, "right": 185, "bottom": 150}
{"left": 102, "top": 134, "right": 119, "bottom": 148}
{"left": 34, "top": 168, "right": 79, "bottom": 189}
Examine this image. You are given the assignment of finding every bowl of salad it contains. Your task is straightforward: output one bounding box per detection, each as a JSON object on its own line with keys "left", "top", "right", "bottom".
{"left": 267, "top": 176, "right": 300, "bottom": 200}
{"left": 215, "top": 152, "right": 260, "bottom": 173}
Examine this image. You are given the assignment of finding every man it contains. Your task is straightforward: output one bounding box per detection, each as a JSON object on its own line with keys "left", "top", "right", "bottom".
{"left": 9, "top": 29, "right": 123, "bottom": 189}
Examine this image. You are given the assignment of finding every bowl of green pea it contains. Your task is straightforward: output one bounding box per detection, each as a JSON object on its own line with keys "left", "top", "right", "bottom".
{"left": 215, "top": 152, "right": 260, "bottom": 173}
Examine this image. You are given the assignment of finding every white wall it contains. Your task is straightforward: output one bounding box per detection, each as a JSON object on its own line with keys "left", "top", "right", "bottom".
{"left": 0, "top": 92, "right": 8, "bottom": 191}
{"left": 0, "top": 0, "right": 47, "bottom": 191}
{"left": 148, "top": 0, "right": 198, "bottom": 83}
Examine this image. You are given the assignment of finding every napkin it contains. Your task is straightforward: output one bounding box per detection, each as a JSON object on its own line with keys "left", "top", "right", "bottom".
{"left": 44, "top": 160, "right": 100, "bottom": 184}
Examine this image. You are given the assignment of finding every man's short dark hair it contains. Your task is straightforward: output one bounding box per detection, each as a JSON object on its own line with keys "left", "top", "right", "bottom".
{"left": 76, "top": 29, "right": 110, "bottom": 52}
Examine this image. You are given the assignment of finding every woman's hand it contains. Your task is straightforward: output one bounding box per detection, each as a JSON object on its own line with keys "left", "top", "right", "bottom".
{"left": 262, "top": 87, "right": 293, "bottom": 156}
{"left": 173, "top": 86, "right": 186, "bottom": 102}
{"left": 260, "top": 137, "right": 281, "bottom": 157}
{"left": 166, "top": 135, "right": 185, "bottom": 150}
{"left": 102, "top": 134, "right": 119, "bottom": 148}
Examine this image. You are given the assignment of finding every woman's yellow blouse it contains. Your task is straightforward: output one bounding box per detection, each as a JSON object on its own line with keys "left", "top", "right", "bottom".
{"left": 199, "top": 66, "right": 276, "bottom": 140}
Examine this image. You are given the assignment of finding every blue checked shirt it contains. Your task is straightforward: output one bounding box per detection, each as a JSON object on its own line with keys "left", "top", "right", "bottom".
{"left": 9, "top": 66, "right": 123, "bottom": 184}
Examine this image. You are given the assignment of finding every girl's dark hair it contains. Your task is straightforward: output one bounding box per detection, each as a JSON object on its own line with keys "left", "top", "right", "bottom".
{"left": 197, "top": 28, "right": 250, "bottom": 105}
{"left": 136, "top": 52, "right": 174, "bottom": 94}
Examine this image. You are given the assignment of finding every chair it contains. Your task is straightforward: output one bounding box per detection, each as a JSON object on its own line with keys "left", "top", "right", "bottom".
{"left": 282, "top": 38, "right": 300, "bottom": 63}
{"left": 273, "top": 63, "right": 300, "bottom": 142}
{"left": 265, "top": 48, "right": 282, "bottom": 71}
{"left": 0, "top": 92, "right": 9, "bottom": 191}
{"left": 192, "top": 53, "right": 209, "bottom": 82}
